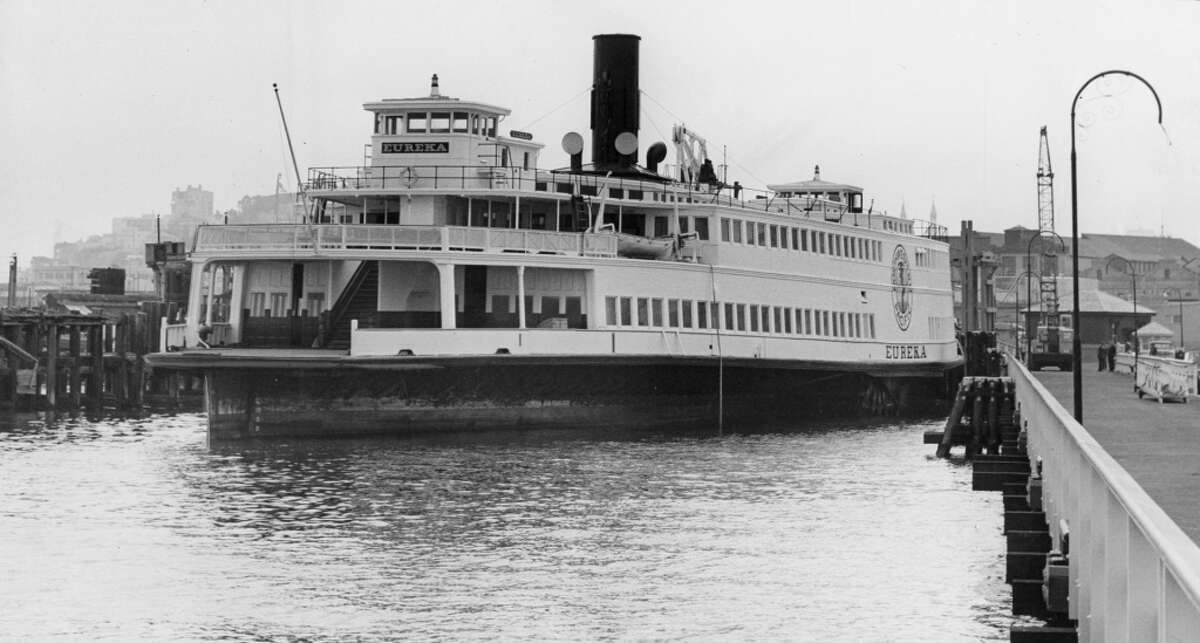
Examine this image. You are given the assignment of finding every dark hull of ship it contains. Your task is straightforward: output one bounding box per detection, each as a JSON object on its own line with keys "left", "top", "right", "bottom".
{"left": 151, "top": 353, "right": 962, "bottom": 440}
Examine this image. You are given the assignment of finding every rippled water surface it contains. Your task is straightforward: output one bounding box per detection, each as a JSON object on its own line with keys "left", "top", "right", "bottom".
{"left": 0, "top": 411, "right": 1029, "bottom": 641}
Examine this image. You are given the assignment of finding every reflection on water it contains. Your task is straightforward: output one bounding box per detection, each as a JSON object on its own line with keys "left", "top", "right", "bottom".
{"left": 0, "top": 411, "right": 1034, "bottom": 640}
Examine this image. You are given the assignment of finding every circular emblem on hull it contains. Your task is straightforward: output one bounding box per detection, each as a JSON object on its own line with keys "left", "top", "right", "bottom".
{"left": 891, "top": 245, "right": 913, "bottom": 331}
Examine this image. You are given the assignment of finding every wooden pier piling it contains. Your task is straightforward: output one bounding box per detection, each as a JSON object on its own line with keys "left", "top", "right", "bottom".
{"left": 927, "top": 370, "right": 1078, "bottom": 641}
{"left": 1, "top": 308, "right": 196, "bottom": 412}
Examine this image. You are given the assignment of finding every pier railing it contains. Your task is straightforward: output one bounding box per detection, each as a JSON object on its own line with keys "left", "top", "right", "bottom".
{"left": 1008, "top": 354, "right": 1200, "bottom": 639}
{"left": 191, "top": 224, "right": 618, "bottom": 258}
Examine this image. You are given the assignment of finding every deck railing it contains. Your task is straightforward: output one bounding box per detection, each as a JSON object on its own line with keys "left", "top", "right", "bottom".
{"left": 1007, "top": 354, "right": 1200, "bottom": 639}
{"left": 303, "top": 164, "right": 937, "bottom": 236}
{"left": 192, "top": 224, "right": 618, "bottom": 258}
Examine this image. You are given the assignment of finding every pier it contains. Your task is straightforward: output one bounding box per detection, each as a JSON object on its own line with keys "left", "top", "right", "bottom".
{"left": 0, "top": 307, "right": 196, "bottom": 411}
{"left": 940, "top": 354, "right": 1200, "bottom": 640}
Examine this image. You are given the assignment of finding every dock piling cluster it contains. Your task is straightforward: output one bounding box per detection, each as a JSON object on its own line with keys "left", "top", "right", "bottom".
{"left": 0, "top": 307, "right": 195, "bottom": 411}
{"left": 926, "top": 373, "right": 1079, "bottom": 640}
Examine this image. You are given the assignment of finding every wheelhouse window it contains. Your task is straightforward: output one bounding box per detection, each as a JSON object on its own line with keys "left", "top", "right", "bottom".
{"left": 483, "top": 116, "right": 497, "bottom": 137}
{"left": 407, "top": 112, "right": 428, "bottom": 133}
{"left": 383, "top": 114, "right": 402, "bottom": 135}
{"left": 430, "top": 112, "right": 451, "bottom": 133}
{"left": 452, "top": 112, "right": 469, "bottom": 133}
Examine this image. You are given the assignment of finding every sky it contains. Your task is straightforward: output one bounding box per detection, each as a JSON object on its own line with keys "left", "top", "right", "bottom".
{"left": 3, "top": 0, "right": 1199, "bottom": 265}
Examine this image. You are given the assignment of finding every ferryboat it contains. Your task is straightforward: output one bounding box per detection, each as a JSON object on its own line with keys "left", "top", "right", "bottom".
{"left": 147, "top": 34, "right": 961, "bottom": 439}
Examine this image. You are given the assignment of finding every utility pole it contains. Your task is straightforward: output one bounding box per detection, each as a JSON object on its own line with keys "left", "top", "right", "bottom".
{"left": 6, "top": 254, "right": 16, "bottom": 308}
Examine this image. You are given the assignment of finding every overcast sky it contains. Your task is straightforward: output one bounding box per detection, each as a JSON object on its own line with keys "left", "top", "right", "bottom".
{"left": 3, "top": 0, "right": 1199, "bottom": 264}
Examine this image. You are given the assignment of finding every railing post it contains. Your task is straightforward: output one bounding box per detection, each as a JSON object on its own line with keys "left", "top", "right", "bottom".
{"left": 442, "top": 226, "right": 449, "bottom": 252}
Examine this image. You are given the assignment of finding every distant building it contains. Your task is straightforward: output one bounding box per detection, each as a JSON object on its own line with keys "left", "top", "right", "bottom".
{"left": 954, "top": 224, "right": 1200, "bottom": 339}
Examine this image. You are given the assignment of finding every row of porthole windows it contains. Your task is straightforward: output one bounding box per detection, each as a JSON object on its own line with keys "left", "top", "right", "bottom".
{"left": 603, "top": 296, "right": 877, "bottom": 339}
{"left": 719, "top": 217, "right": 884, "bottom": 263}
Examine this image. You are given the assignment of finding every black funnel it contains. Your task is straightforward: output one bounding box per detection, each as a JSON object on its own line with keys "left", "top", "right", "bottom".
{"left": 590, "top": 34, "right": 640, "bottom": 174}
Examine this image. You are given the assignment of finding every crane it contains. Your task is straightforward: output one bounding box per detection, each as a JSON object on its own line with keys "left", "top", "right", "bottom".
{"left": 671, "top": 125, "right": 719, "bottom": 187}
{"left": 1028, "top": 126, "right": 1069, "bottom": 369}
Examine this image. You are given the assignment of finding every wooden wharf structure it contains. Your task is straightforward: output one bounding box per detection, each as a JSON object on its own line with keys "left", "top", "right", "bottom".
{"left": 929, "top": 354, "right": 1200, "bottom": 642}
{"left": 0, "top": 306, "right": 193, "bottom": 411}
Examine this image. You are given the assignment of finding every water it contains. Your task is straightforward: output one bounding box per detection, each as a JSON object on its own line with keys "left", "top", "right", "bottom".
{"left": 0, "top": 412, "right": 1034, "bottom": 641}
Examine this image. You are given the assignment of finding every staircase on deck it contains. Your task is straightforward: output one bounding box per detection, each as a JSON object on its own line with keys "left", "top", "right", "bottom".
{"left": 325, "top": 261, "right": 379, "bottom": 350}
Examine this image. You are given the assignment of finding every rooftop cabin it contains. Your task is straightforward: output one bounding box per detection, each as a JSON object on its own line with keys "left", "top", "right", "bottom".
{"left": 364, "top": 74, "right": 543, "bottom": 171}
{"left": 767, "top": 165, "right": 864, "bottom": 215}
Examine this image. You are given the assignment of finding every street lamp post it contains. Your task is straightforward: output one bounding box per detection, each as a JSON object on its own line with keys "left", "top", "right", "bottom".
{"left": 1106, "top": 256, "right": 1139, "bottom": 384}
{"left": 1025, "top": 231, "right": 1066, "bottom": 362}
{"left": 1070, "top": 70, "right": 1163, "bottom": 422}
{"left": 1011, "top": 270, "right": 1036, "bottom": 360}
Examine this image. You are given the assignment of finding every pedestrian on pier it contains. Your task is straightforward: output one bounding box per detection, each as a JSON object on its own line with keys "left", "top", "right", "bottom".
{"left": 1097, "top": 343, "right": 1108, "bottom": 371}
{"left": 1107, "top": 343, "right": 1117, "bottom": 371}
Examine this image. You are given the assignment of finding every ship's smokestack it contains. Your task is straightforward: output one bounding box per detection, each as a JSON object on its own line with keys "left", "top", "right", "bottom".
{"left": 590, "top": 34, "right": 640, "bottom": 173}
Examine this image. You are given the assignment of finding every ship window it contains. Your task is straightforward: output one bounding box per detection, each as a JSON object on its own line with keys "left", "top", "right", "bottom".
{"left": 805, "top": 309, "right": 812, "bottom": 335}
{"left": 406, "top": 112, "right": 428, "bottom": 133}
{"left": 668, "top": 299, "right": 680, "bottom": 327}
{"left": 430, "top": 112, "right": 451, "bottom": 133}
{"left": 784, "top": 309, "right": 792, "bottom": 334}
{"left": 773, "top": 307, "right": 782, "bottom": 333}
{"left": 637, "top": 298, "right": 649, "bottom": 326}
{"left": 856, "top": 314, "right": 862, "bottom": 337}
{"left": 817, "top": 232, "right": 825, "bottom": 254}
{"left": 869, "top": 314, "right": 876, "bottom": 338}
{"left": 679, "top": 217, "right": 690, "bottom": 233}
{"left": 823, "top": 311, "right": 831, "bottom": 336}
{"left": 697, "top": 302, "right": 708, "bottom": 329}
{"left": 484, "top": 116, "right": 497, "bottom": 137}
{"left": 757, "top": 223, "right": 767, "bottom": 246}
{"left": 800, "top": 229, "right": 809, "bottom": 252}
{"left": 523, "top": 152, "right": 531, "bottom": 170}
{"left": 471, "top": 114, "right": 480, "bottom": 134}
{"left": 620, "top": 297, "right": 632, "bottom": 326}
{"left": 770, "top": 225, "right": 779, "bottom": 248}
{"left": 736, "top": 304, "right": 746, "bottom": 331}
{"left": 249, "top": 292, "right": 266, "bottom": 317}
{"left": 790, "top": 228, "right": 798, "bottom": 250}
{"left": 269, "top": 293, "right": 288, "bottom": 317}
{"left": 452, "top": 112, "right": 468, "bottom": 133}
{"left": 749, "top": 305, "right": 759, "bottom": 332}
{"left": 681, "top": 300, "right": 693, "bottom": 327}
{"left": 605, "top": 297, "right": 616, "bottom": 325}
{"left": 542, "top": 296, "right": 561, "bottom": 318}
{"left": 733, "top": 220, "right": 744, "bottom": 244}
{"left": 694, "top": 218, "right": 709, "bottom": 240}
{"left": 724, "top": 303, "right": 735, "bottom": 330}
{"left": 721, "top": 218, "right": 731, "bottom": 242}
{"left": 383, "top": 114, "right": 402, "bottom": 135}
{"left": 710, "top": 303, "right": 720, "bottom": 329}
{"left": 651, "top": 298, "right": 663, "bottom": 326}
{"left": 761, "top": 306, "right": 771, "bottom": 332}
{"left": 814, "top": 310, "right": 822, "bottom": 335}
